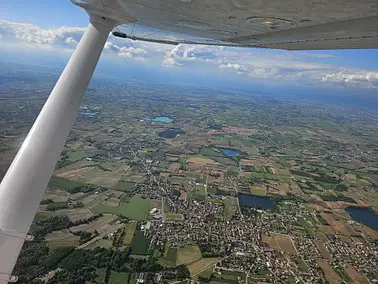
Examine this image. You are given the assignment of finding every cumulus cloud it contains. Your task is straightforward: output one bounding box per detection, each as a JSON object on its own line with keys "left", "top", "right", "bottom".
{"left": 219, "top": 63, "right": 247, "bottom": 74}
{"left": 322, "top": 71, "right": 378, "bottom": 88}
{"left": 0, "top": 20, "right": 85, "bottom": 49}
{"left": 0, "top": 20, "right": 149, "bottom": 61}
{"left": 162, "top": 57, "right": 181, "bottom": 67}
{"left": 2, "top": 20, "right": 378, "bottom": 89}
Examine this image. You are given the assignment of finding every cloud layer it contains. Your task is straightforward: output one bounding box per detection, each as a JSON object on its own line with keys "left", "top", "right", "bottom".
{"left": 1, "top": 20, "right": 378, "bottom": 89}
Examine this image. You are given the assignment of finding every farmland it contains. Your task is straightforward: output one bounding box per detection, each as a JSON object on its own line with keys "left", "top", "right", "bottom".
{"left": 262, "top": 233, "right": 297, "bottom": 254}
{"left": 91, "top": 194, "right": 149, "bottom": 221}
{"left": 223, "top": 197, "right": 237, "bottom": 220}
{"left": 109, "top": 271, "right": 130, "bottom": 284}
{"left": 123, "top": 221, "right": 137, "bottom": 245}
{"left": 160, "top": 245, "right": 202, "bottom": 267}
{"left": 316, "top": 259, "right": 341, "bottom": 284}
{"left": 187, "top": 258, "right": 219, "bottom": 276}
{"left": 4, "top": 66, "right": 378, "bottom": 284}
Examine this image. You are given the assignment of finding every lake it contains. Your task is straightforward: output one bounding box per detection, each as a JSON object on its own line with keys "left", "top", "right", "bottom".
{"left": 239, "top": 194, "right": 276, "bottom": 210}
{"left": 219, "top": 148, "right": 240, "bottom": 157}
{"left": 159, "top": 128, "right": 182, "bottom": 138}
{"left": 345, "top": 206, "right": 378, "bottom": 231}
{"left": 144, "top": 116, "right": 173, "bottom": 123}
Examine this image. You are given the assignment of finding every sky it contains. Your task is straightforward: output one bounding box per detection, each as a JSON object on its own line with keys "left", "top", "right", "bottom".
{"left": 1, "top": 0, "right": 378, "bottom": 97}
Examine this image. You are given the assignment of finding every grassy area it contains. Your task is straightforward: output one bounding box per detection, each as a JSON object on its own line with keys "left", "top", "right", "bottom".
{"left": 208, "top": 198, "right": 223, "bottom": 205}
{"left": 67, "top": 151, "right": 89, "bottom": 163}
{"left": 223, "top": 197, "right": 237, "bottom": 220}
{"left": 85, "top": 239, "right": 112, "bottom": 249}
{"left": 115, "top": 181, "right": 136, "bottom": 191}
{"left": 188, "top": 258, "right": 219, "bottom": 277}
{"left": 48, "top": 175, "right": 84, "bottom": 191}
{"left": 214, "top": 269, "right": 245, "bottom": 282}
{"left": 160, "top": 245, "right": 202, "bottom": 267}
{"left": 130, "top": 230, "right": 150, "bottom": 255}
{"left": 198, "top": 264, "right": 215, "bottom": 280}
{"left": 250, "top": 172, "right": 279, "bottom": 181}
{"left": 91, "top": 194, "right": 149, "bottom": 221}
{"left": 165, "top": 213, "right": 184, "bottom": 221}
{"left": 195, "top": 185, "right": 206, "bottom": 195}
{"left": 176, "top": 245, "right": 202, "bottom": 265}
{"left": 294, "top": 257, "right": 309, "bottom": 272}
{"left": 163, "top": 247, "right": 178, "bottom": 265}
{"left": 109, "top": 271, "right": 130, "bottom": 284}
{"left": 249, "top": 186, "right": 266, "bottom": 196}
{"left": 200, "top": 147, "right": 225, "bottom": 157}
{"left": 123, "top": 221, "right": 137, "bottom": 245}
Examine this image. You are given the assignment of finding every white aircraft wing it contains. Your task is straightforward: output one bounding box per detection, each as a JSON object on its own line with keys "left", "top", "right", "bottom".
{"left": 74, "top": 0, "right": 378, "bottom": 50}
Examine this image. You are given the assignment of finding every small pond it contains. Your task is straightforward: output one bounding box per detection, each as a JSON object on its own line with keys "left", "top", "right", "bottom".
{"left": 219, "top": 148, "right": 240, "bottom": 157}
{"left": 144, "top": 116, "right": 173, "bottom": 123}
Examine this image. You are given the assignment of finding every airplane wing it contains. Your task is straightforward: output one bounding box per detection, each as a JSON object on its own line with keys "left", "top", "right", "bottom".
{"left": 74, "top": 0, "right": 378, "bottom": 50}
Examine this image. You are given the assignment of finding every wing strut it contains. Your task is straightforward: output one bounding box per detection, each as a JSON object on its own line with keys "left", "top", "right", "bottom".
{"left": 0, "top": 16, "right": 116, "bottom": 283}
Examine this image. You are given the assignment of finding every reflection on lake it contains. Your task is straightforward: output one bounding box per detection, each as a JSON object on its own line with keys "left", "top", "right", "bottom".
{"left": 80, "top": 112, "right": 97, "bottom": 116}
{"left": 219, "top": 148, "right": 240, "bottom": 157}
{"left": 239, "top": 194, "right": 276, "bottom": 210}
{"left": 144, "top": 116, "right": 173, "bottom": 123}
{"left": 346, "top": 207, "right": 378, "bottom": 231}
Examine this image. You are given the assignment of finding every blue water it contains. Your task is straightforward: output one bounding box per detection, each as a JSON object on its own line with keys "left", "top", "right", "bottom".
{"left": 239, "top": 194, "right": 276, "bottom": 210}
{"left": 346, "top": 207, "right": 378, "bottom": 231}
{"left": 80, "top": 112, "right": 97, "bottom": 116}
{"left": 144, "top": 116, "right": 173, "bottom": 123}
{"left": 219, "top": 148, "right": 240, "bottom": 157}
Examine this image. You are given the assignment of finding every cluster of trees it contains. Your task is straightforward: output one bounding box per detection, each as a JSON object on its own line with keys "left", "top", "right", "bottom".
{"left": 33, "top": 214, "right": 103, "bottom": 241}
{"left": 198, "top": 242, "right": 224, "bottom": 258}
{"left": 33, "top": 216, "right": 71, "bottom": 240}
{"left": 41, "top": 199, "right": 54, "bottom": 205}
{"left": 71, "top": 230, "right": 94, "bottom": 244}
{"left": 46, "top": 247, "right": 186, "bottom": 284}
{"left": 16, "top": 216, "right": 190, "bottom": 283}
{"left": 321, "top": 195, "right": 356, "bottom": 203}
{"left": 113, "top": 228, "right": 125, "bottom": 247}
{"left": 46, "top": 202, "right": 69, "bottom": 211}
{"left": 67, "top": 213, "right": 103, "bottom": 227}
{"left": 68, "top": 185, "right": 97, "bottom": 194}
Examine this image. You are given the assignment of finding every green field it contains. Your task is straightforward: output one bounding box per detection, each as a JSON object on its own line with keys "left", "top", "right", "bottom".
{"left": 131, "top": 230, "right": 150, "bottom": 255}
{"left": 294, "top": 257, "right": 309, "bottom": 272}
{"left": 109, "top": 271, "right": 129, "bottom": 284}
{"left": 166, "top": 213, "right": 184, "bottom": 221}
{"left": 198, "top": 264, "right": 215, "bottom": 280}
{"left": 200, "top": 147, "right": 225, "bottom": 157}
{"left": 208, "top": 198, "right": 223, "bottom": 205}
{"left": 195, "top": 185, "right": 206, "bottom": 195}
{"left": 223, "top": 197, "right": 237, "bottom": 220}
{"left": 91, "top": 194, "right": 149, "bottom": 221}
{"left": 67, "top": 151, "right": 89, "bottom": 163}
{"left": 249, "top": 186, "right": 266, "bottom": 196}
{"left": 160, "top": 245, "right": 202, "bottom": 266}
{"left": 214, "top": 269, "right": 245, "bottom": 283}
{"left": 48, "top": 176, "right": 84, "bottom": 191}
{"left": 115, "top": 181, "right": 136, "bottom": 191}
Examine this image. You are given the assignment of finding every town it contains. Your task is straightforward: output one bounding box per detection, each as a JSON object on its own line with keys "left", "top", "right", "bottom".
{"left": 1, "top": 68, "right": 378, "bottom": 284}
